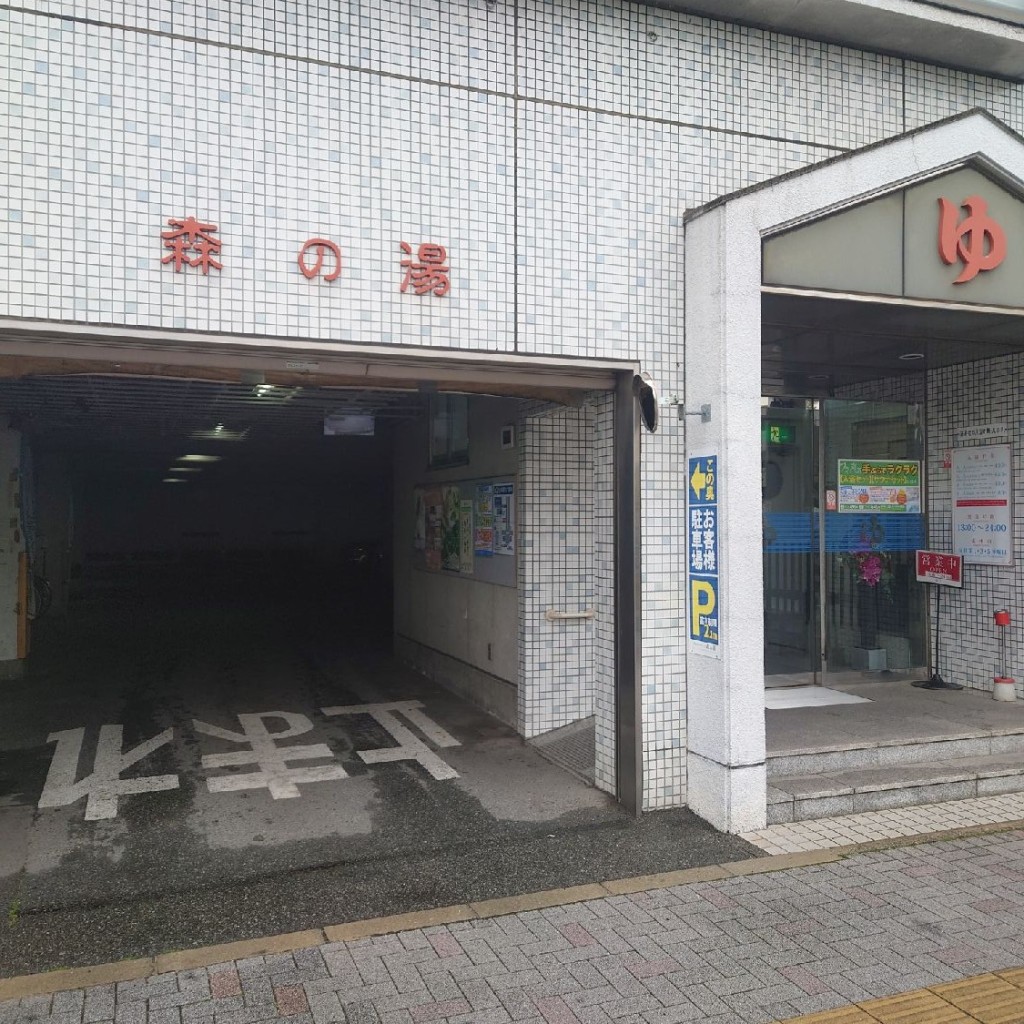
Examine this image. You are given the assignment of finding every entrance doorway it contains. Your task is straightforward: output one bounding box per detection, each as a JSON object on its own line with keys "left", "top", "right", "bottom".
{"left": 762, "top": 397, "right": 928, "bottom": 686}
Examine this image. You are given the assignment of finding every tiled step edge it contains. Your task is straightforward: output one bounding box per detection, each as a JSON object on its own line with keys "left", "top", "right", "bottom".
{"left": 768, "top": 732, "right": 1024, "bottom": 778}
{"left": 768, "top": 761, "right": 1024, "bottom": 824}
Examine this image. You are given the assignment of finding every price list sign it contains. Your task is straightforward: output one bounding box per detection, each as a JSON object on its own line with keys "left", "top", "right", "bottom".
{"left": 952, "top": 444, "right": 1013, "bottom": 566}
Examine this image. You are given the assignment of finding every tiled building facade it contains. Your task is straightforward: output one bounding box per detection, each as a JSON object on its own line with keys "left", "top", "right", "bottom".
{"left": 5, "top": 0, "right": 1024, "bottom": 823}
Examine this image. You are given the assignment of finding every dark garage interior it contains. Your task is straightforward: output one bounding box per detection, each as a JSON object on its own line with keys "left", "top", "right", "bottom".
{"left": 14, "top": 375, "right": 402, "bottom": 642}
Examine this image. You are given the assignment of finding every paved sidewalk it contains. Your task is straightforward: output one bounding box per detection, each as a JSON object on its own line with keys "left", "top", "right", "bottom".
{"left": 5, "top": 828, "right": 1024, "bottom": 1024}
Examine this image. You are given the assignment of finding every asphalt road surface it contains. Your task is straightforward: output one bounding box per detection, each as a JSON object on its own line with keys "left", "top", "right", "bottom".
{"left": 0, "top": 586, "right": 758, "bottom": 976}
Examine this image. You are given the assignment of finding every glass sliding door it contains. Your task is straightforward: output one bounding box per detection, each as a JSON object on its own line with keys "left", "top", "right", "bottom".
{"left": 820, "top": 400, "right": 927, "bottom": 678}
{"left": 761, "top": 400, "right": 819, "bottom": 684}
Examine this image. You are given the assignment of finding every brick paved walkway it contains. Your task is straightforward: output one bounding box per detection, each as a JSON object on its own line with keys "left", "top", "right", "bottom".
{"left": 5, "top": 829, "right": 1024, "bottom": 1024}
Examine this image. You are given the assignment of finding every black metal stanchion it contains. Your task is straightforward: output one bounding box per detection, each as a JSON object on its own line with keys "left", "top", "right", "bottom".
{"left": 915, "top": 582, "right": 963, "bottom": 690}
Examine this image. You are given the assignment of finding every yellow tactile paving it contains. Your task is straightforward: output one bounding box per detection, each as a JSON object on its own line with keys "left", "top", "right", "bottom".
{"left": 778, "top": 972, "right": 1024, "bottom": 1024}
{"left": 995, "top": 967, "right": 1024, "bottom": 990}
{"left": 858, "top": 990, "right": 976, "bottom": 1023}
{"left": 931, "top": 974, "right": 1024, "bottom": 1024}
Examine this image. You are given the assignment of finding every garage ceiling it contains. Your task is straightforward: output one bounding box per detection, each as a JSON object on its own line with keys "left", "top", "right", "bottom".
{"left": 0, "top": 375, "right": 427, "bottom": 452}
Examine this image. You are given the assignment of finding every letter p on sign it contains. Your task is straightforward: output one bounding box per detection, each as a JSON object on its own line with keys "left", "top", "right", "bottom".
{"left": 690, "top": 578, "right": 717, "bottom": 643}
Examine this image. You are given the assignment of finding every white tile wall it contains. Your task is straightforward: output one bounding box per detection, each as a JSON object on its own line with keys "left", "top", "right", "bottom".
{"left": 2, "top": 8, "right": 515, "bottom": 346}
{"left": 927, "top": 356, "right": 1024, "bottom": 699}
{"left": 5, "top": 0, "right": 1024, "bottom": 811}
{"left": 517, "top": 402, "right": 596, "bottom": 739}
{"left": 904, "top": 63, "right": 1023, "bottom": 132}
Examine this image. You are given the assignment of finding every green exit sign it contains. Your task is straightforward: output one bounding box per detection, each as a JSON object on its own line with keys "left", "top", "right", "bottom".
{"left": 763, "top": 423, "right": 795, "bottom": 445}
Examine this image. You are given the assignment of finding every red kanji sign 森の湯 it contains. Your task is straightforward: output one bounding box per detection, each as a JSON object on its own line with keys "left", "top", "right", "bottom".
{"left": 160, "top": 221, "right": 453, "bottom": 296}
{"left": 161, "top": 217, "right": 223, "bottom": 275}
{"left": 297, "top": 238, "right": 342, "bottom": 281}
{"left": 399, "top": 242, "right": 450, "bottom": 296}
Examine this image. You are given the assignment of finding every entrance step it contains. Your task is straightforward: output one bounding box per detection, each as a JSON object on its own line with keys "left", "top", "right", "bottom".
{"left": 768, "top": 753, "right": 1024, "bottom": 824}
{"left": 767, "top": 731, "right": 1024, "bottom": 779}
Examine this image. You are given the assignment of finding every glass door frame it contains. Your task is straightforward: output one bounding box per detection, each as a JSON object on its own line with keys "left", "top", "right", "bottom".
{"left": 818, "top": 397, "right": 929, "bottom": 684}
{"left": 763, "top": 396, "right": 930, "bottom": 686}
{"left": 762, "top": 397, "right": 821, "bottom": 686}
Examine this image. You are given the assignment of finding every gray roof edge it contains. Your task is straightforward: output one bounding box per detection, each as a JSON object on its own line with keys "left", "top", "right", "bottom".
{"left": 636, "top": 1, "right": 1024, "bottom": 81}
{"left": 682, "top": 109, "right": 1024, "bottom": 226}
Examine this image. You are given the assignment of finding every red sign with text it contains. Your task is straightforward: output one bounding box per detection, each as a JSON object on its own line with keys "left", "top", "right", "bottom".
{"left": 915, "top": 550, "right": 963, "bottom": 588}
{"left": 937, "top": 195, "right": 1006, "bottom": 284}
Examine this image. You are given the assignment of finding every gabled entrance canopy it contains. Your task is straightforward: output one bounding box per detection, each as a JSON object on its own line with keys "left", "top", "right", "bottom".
{"left": 681, "top": 109, "right": 1024, "bottom": 833}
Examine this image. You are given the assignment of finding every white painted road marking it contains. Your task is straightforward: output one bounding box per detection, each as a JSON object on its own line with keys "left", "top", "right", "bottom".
{"left": 320, "top": 701, "right": 461, "bottom": 780}
{"left": 35, "top": 702, "right": 461, "bottom": 818}
{"left": 38, "top": 725, "right": 180, "bottom": 821}
{"left": 193, "top": 712, "right": 349, "bottom": 798}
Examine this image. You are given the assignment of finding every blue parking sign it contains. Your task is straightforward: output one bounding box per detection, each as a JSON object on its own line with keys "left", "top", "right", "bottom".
{"left": 688, "top": 455, "right": 721, "bottom": 651}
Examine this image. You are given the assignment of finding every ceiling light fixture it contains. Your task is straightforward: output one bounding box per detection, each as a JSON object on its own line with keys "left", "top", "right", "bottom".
{"left": 177, "top": 454, "right": 222, "bottom": 463}
{"left": 898, "top": 352, "right": 925, "bottom": 361}
{"left": 162, "top": 478, "right": 186, "bottom": 484}
{"left": 189, "top": 426, "right": 249, "bottom": 442}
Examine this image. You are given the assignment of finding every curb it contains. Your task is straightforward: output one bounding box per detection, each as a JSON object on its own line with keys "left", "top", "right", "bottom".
{"left": 3, "top": 817, "right": 1024, "bottom": 1002}
{"left": 0, "top": 852, "right": 841, "bottom": 1001}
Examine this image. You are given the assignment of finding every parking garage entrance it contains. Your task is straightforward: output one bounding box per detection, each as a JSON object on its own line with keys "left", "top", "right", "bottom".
{"left": 0, "top": 340, "right": 657, "bottom": 969}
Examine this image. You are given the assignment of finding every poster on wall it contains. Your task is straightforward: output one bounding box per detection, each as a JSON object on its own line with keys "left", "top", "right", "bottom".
{"left": 493, "top": 482, "right": 515, "bottom": 556}
{"left": 441, "top": 486, "right": 462, "bottom": 571}
{"left": 952, "top": 444, "right": 1013, "bottom": 566}
{"left": 459, "top": 500, "right": 474, "bottom": 574}
{"left": 837, "top": 459, "right": 921, "bottom": 513}
{"left": 424, "top": 487, "right": 443, "bottom": 571}
{"left": 474, "top": 483, "right": 494, "bottom": 556}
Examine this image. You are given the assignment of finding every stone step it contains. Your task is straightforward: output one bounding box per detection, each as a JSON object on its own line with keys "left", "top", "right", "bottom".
{"left": 768, "top": 753, "right": 1024, "bottom": 824}
{"left": 767, "top": 730, "right": 1024, "bottom": 778}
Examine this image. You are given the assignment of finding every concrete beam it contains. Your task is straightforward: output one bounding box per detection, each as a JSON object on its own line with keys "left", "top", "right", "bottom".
{"left": 642, "top": 0, "right": 1024, "bottom": 80}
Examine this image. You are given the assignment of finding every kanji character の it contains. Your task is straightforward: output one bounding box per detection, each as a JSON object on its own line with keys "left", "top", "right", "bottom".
{"left": 297, "top": 238, "right": 342, "bottom": 281}
{"left": 161, "top": 216, "right": 223, "bottom": 275}
{"left": 400, "top": 242, "right": 450, "bottom": 296}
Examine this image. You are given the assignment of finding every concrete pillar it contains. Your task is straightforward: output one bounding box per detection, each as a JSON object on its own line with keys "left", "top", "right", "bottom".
{"left": 683, "top": 207, "right": 767, "bottom": 833}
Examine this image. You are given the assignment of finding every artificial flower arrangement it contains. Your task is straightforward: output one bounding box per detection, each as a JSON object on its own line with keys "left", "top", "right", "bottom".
{"left": 844, "top": 515, "right": 894, "bottom": 595}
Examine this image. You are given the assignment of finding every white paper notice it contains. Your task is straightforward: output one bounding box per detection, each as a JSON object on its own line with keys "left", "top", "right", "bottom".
{"left": 952, "top": 444, "right": 1013, "bottom": 566}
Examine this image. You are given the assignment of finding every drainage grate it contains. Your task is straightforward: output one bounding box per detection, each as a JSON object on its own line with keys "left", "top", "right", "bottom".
{"left": 531, "top": 716, "right": 595, "bottom": 784}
